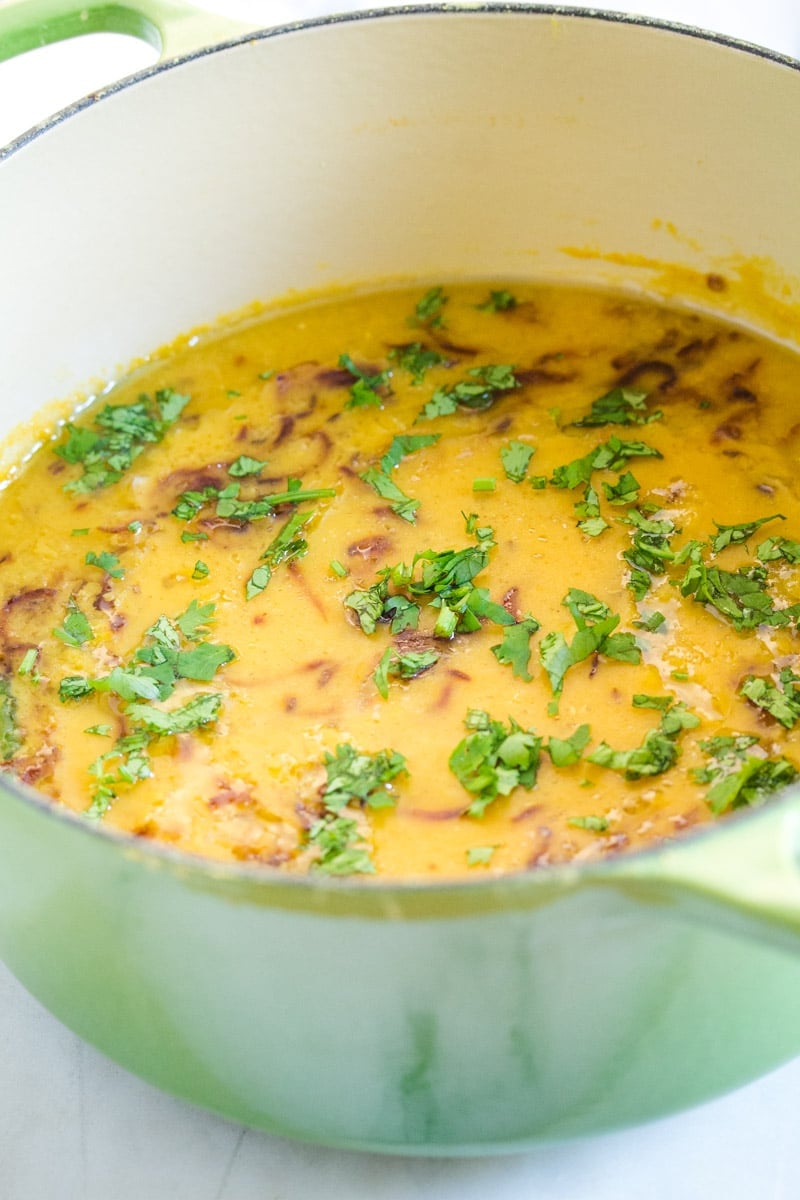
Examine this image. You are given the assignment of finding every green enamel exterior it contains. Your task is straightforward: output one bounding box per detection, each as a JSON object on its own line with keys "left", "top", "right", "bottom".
{"left": 0, "top": 771, "right": 799, "bottom": 1152}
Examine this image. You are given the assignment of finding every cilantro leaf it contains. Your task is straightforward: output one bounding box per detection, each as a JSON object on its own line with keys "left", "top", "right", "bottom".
{"left": 321, "top": 742, "right": 408, "bottom": 812}
{"left": 757, "top": 536, "right": 800, "bottom": 564}
{"left": 418, "top": 364, "right": 519, "bottom": 420}
{"left": 477, "top": 289, "right": 517, "bottom": 313}
{"left": 693, "top": 733, "right": 797, "bottom": 814}
{"left": 551, "top": 437, "right": 662, "bottom": 490}
{"left": 568, "top": 814, "right": 609, "bottom": 832}
{"left": 125, "top": 692, "right": 224, "bottom": 736}
{"left": 500, "top": 440, "right": 535, "bottom": 483}
{"left": 373, "top": 647, "right": 440, "bottom": 698}
{"left": 228, "top": 454, "right": 268, "bottom": 477}
{"left": 0, "top": 679, "right": 20, "bottom": 762}
{"left": 410, "top": 286, "right": 448, "bottom": 329}
{"left": 389, "top": 343, "right": 445, "bottom": 384}
{"left": 53, "top": 599, "right": 93, "bottom": 648}
{"left": 308, "top": 815, "right": 374, "bottom": 876}
{"left": 55, "top": 388, "right": 189, "bottom": 493}
{"left": 490, "top": 616, "right": 540, "bottom": 681}
{"left": 245, "top": 509, "right": 315, "bottom": 599}
{"left": 740, "top": 670, "right": 800, "bottom": 728}
{"left": 339, "top": 353, "right": 392, "bottom": 409}
{"left": 709, "top": 513, "right": 785, "bottom": 554}
{"left": 360, "top": 467, "right": 420, "bottom": 523}
{"left": 589, "top": 701, "right": 699, "bottom": 779}
{"left": 571, "top": 387, "right": 657, "bottom": 428}
{"left": 85, "top": 550, "right": 124, "bottom": 579}
{"left": 380, "top": 434, "right": 440, "bottom": 473}
{"left": 547, "top": 724, "right": 591, "bottom": 767}
{"left": 539, "top": 590, "right": 640, "bottom": 705}
{"left": 449, "top": 709, "right": 542, "bottom": 817}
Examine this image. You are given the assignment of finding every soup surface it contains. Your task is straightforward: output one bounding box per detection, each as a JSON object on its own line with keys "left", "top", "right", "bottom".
{"left": 2, "top": 280, "right": 800, "bottom": 878}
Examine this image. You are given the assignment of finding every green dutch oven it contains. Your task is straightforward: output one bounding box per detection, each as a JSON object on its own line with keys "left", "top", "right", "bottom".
{"left": 1, "top": 0, "right": 800, "bottom": 1154}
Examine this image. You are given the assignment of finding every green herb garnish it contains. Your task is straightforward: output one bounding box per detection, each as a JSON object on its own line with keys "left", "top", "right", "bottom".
{"left": 477, "top": 290, "right": 518, "bottom": 313}
{"left": 449, "top": 709, "right": 542, "bottom": 818}
{"left": 500, "top": 440, "right": 535, "bottom": 483}
{"left": 55, "top": 388, "right": 189, "bottom": 493}
{"left": 338, "top": 353, "right": 392, "bottom": 409}
{"left": 373, "top": 647, "right": 440, "bottom": 698}
{"left": 53, "top": 599, "right": 93, "bottom": 648}
{"left": 418, "top": 364, "right": 519, "bottom": 420}
{"left": 571, "top": 387, "right": 656, "bottom": 428}
{"left": 245, "top": 509, "right": 315, "bottom": 599}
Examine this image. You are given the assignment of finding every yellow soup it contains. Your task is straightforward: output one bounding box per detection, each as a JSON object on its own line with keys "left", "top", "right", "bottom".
{"left": 2, "top": 279, "right": 800, "bottom": 879}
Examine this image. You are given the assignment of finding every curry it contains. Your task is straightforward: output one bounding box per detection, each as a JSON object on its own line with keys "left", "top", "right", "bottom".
{"left": 1, "top": 279, "right": 799, "bottom": 878}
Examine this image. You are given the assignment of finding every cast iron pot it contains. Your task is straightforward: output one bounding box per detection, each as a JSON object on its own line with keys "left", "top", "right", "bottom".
{"left": 1, "top": 0, "right": 800, "bottom": 1155}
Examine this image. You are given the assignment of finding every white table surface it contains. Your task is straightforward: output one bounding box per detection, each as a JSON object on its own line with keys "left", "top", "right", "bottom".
{"left": 2, "top": 3, "right": 800, "bottom": 1197}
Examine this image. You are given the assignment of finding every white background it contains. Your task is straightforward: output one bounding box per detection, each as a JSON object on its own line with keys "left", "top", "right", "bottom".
{"left": 2, "top": 3, "right": 800, "bottom": 1197}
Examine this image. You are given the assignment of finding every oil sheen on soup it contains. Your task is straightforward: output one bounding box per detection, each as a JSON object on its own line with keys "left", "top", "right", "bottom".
{"left": 2, "top": 280, "right": 799, "bottom": 879}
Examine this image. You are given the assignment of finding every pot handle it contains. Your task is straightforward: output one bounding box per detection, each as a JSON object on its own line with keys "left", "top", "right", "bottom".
{"left": 615, "top": 799, "right": 800, "bottom": 953}
{"left": 0, "top": 0, "right": 258, "bottom": 64}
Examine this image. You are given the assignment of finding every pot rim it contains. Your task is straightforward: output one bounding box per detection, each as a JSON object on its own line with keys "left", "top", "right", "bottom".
{"left": 2, "top": 2, "right": 800, "bottom": 904}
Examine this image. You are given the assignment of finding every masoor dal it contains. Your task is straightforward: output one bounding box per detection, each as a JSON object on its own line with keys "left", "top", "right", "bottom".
{"left": 2, "top": 280, "right": 800, "bottom": 879}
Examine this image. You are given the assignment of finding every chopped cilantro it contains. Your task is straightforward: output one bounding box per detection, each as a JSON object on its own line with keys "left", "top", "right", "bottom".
{"left": 307, "top": 815, "right": 374, "bottom": 876}
{"left": 17, "top": 648, "right": 39, "bottom": 679}
{"left": 571, "top": 387, "right": 657, "bottom": 428}
{"left": 373, "top": 647, "right": 439, "bottom": 698}
{"left": 55, "top": 388, "right": 189, "bottom": 493}
{"left": 694, "top": 734, "right": 797, "bottom": 814}
{"left": 757, "top": 535, "right": 800, "bottom": 564}
{"left": 539, "top": 589, "right": 640, "bottom": 707}
{"left": 623, "top": 508, "right": 679, "bottom": 597}
{"left": 568, "top": 814, "right": 609, "bottom": 832}
{"left": 321, "top": 742, "right": 408, "bottom": 813}
{"left": 361, "top": 468, "right": 421, "bottom": 523}
{"left": 477, "top": 290, "right": 518, "bottom": 313}
{"left": 677, "top": 556, "right": 798, "bottom": 631}
{"left": 173, "top": 478, "right": 335, "bottom": 526}
{"left": 344, "top": 527, "right": 508, "bottom": 641}
{"left": 389, "top": 343, "right": 445, "bottom": 384}
{"left": 418, "top": 364, "right": 519, "bottom": 420}
{"left": 589, "top": 701, "right": 699, "bottom": 779}
{"left": 500, "top": 440, "right": 535, "bottom": 483}
{"left": 85, "top": 550, "right": 124, "bottom": 579}
{"left": 410, "top": 286, "right": 448, "bottom": 329}
{"left": 491, "top": 617, "right": 540, "bottom": 682}
{"left": 228, "top": 454, "right": 268, "bottom": 477}
{"left": 551, "top": 436, "right": 662, "bottom": 491}
{"left": 192, "top": 561, "right": 209, "bottom": 580}
{"left": 709, "top": 513, "right": 785, "bottom": 554}
{"left": 245, "top": 509, "right": 315, "bottom": 599}
{"left": 466, "top": 845, "right": 498, "bottom": 865}
{"left": 547, "top": 724, "right": 591, "bottom": 767}
{"left": 632, "top": 610, "right": 666, "bottom": 632}
{"left": 740, "top": 670, "right": 800, "bottom": 729}
{"left": 449, "top": 709, "right": 542, "bottom": 817}
{"left": 53, "top": 599, "right": 93, "bottom": 648}
{"left": 380, "top": 433, "right": 440, "bottom": 473}
{"left": 0, "top": 679, "right": 20, "bottom": 761}
{"left": 601, "top": 470, "right": 640, "bottom": 506}
{"left": 338, "top": 353, "right": 392, "bottom": 408}
{"left": 330, "top": 559, "right": 348, "bottom": 579}
{"left": 125, "top": 692, "right": 223, "bottom": 736}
